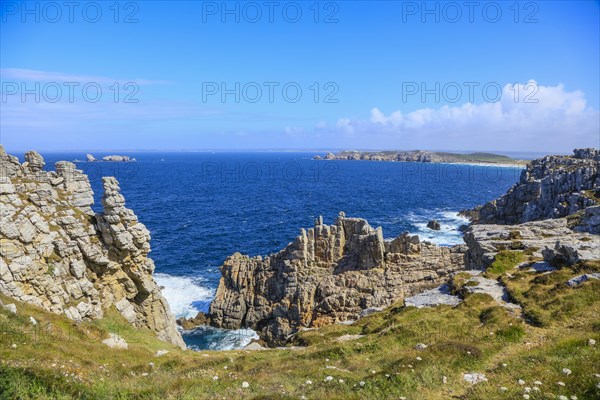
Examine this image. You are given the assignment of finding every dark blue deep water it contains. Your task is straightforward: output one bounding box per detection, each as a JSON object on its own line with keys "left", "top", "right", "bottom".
{"left": 32, "top": 152, "right": 523, "bottom": 349}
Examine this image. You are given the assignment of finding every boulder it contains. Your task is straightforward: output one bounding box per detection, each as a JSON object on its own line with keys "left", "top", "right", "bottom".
{"left": 427, "top": 220, "right": 441, "bottom": 230}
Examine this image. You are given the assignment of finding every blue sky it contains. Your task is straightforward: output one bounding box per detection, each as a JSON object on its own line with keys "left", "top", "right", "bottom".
{"left": 1, "top": 0, "right": 599, "bottom": 152}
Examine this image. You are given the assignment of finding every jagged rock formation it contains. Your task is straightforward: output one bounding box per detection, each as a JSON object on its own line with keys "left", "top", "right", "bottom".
{"left": 0, "top": 146, "right": 184, "bottom": 348}
{"left": 209, "top": 213, "right": 466, "bottom": 346}
{"left": 471, "top": 148, "right": 600, "bottom": 226}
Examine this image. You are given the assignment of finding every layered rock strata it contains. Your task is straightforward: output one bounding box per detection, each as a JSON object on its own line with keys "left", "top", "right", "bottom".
{"left": 0, "top": 146, "right": 184, "bottom": 348}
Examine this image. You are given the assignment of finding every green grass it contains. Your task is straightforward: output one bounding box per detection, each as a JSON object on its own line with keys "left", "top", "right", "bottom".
{"left": 485, "top": 250, "right": 526, "bottom": 278}
{"left": 1, "top": 262, "right": 599, "bottom": 399}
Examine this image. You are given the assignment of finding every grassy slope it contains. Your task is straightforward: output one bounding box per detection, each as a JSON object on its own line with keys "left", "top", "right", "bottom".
{"left": 1, "top": 261, "right": 599, "bottom": 400}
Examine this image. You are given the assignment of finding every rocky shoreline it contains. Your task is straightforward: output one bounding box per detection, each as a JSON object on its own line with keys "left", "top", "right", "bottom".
{"left": 1, "top": 146, "right": 598, "bottom": 351}
{"left": 204, "top": 148, "right": 599, "bottom": 347}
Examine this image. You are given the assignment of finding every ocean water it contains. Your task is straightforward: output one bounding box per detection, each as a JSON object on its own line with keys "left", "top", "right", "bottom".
{"left": 30, "top": 152, "right": 523, "bottom": 349}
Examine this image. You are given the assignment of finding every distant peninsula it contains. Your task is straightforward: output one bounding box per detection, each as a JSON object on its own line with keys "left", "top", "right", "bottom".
{"left": 314, "top": 150, "right": 527, "bottom": 166}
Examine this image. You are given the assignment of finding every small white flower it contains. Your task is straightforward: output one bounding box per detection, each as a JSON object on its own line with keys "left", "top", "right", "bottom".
{"left": 524, "top": 387, "right": 531, "bottom": 393}
{"left": 416, "top": 357, "right": 422, "bottom": 361}
{"left": 558, "top": 396, "right": 568, "bottom": 400}
{"left": 589, "top": 339, "right": 596, "bottom": 346}
{"left": 523, "top": 395, "right": 530, "bottom": 399}
{"left": 241, "top": 381, "right": 249, "bottom": 388}
{"left": 223, "top": 366, "right": 228, "bottom": 370}
{"left": 359, "top": 381, "right": 365, "bottom": 387}
{"left": 371, "top": 370, "right": 376, "bottom": 374}
{"left": 533, "top": 380, "right": 542, "bottom": 385}
{"left": 533, "top": 387, "right": 540, "bottom": 391}
{"left": 324, "top": 376, "right": 333, "bottom": 382}
{"left": 571, "top": 396, "right": 578, "bottom": 400}
{"left": 502, "top": 363, "right": 508, "bottom": 367}
{"left": 338, "top": 379, "right": 344, "bottom": 383}
{"left": 557, "top": 381, "right": 566, "bottom": 386}
{"left": 325, "top": 358, "right": 330, "bottom": 362}
{"left": 562, "top": 368, "right": 572, "bottom": 375}
{"left": 305, "top": 380, "right": 312, "bottom": 385}
{"left": 212, "top": 376, "right": 218, "bottom": 381}
{"left": 500, "top": 387, "right": 508, "bottom": 392}
{"left": 518, "top": 379, "right": 526, "bottom": 385}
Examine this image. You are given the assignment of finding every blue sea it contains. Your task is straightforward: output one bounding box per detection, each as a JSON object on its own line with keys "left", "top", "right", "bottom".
{"left": 31, "top": 152, "right": 523, "bottom": 349}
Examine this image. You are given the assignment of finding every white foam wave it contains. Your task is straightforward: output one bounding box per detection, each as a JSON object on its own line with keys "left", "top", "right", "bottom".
{"left": 154, "top": 273, "right": 214, "bottom": 318}
{"left": 185, "top": 326, "right": 259, "bottom": 351}
{"left": 406, "top": 210, "right": 469, "bottom": 246}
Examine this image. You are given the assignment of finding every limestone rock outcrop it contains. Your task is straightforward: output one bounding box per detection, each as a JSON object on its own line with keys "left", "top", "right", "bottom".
{"left": 463, "top": 218, "right": 599, "bottom": 270}
{"left": 471, "top": 148, "right": 600, "bottom": 227}
{"left": 0, "top": 146, "right": 184, "bottom": 348}
{"left": 209, "top": 213, "right": 466, "bottom": 346}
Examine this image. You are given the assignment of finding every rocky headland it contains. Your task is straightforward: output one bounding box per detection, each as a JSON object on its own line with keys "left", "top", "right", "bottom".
{"left": 0, "top": 146, "right": 184, "bottom": 348}
{"left": 314, "top": 150, "right": 525, "bottom": 165}
{"left": 466, "top": 148, "right": 600, "bottom": 225}
{"left": 208, "top": 213, "right": 467, "bottom": 346}
{"left": 208, "top": 148, "right": 599, "bottom": 347}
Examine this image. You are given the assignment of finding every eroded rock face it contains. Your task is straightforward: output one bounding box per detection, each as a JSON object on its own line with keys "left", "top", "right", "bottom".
{"left": 0, "top": 145, "right": 184, "bottom": 348}
{"left": 209, "top": 213, "right": 466, "bottom": 346}
{"left": 472, "top": 148, "right": 600, "bottom": 226}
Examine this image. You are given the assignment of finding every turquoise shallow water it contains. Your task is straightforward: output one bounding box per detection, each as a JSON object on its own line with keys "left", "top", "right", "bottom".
{"left": 33, "top": 152, "right": 523, "bottom": 349}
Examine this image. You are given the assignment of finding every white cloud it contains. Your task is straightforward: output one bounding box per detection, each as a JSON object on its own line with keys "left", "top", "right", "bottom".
{"left": 333, "top": 81, "right": 599, "bottom": 152}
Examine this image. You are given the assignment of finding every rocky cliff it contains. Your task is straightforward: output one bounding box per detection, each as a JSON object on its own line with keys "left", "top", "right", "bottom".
{"left": 0, "top": 146, "right": 185, "bottom": 348}
{"left": 209, "top": 213, "right": 466, "bottom": 346}
{"left": 471, "top": 148, "right": 600, "bottom": 226}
